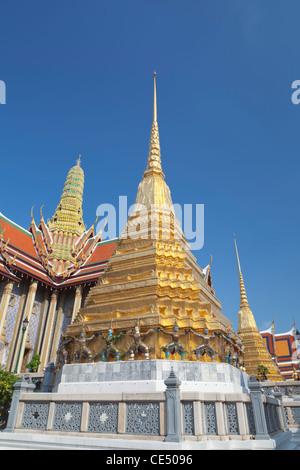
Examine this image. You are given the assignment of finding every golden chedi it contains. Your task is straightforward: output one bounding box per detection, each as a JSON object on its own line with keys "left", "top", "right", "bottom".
{"left": 233, "top": 234, "right": 283, "bottom": 381}
{"left": 66, "top": 73, "right": 239, "bottom": 363}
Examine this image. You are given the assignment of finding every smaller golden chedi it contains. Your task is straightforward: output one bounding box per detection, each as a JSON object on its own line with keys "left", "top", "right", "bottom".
{"left": 233, "top": 234, "right": 283, "bottom": 381}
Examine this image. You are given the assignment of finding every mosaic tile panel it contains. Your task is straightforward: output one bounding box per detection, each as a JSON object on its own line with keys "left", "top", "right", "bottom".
{"left": 291, "top": 406, "right": 300, "bottom": 425}
{"left": 21, "top": 402, "right": 50, "bottom": 430}
{"left": 182, "top": 401, "right": 194, "bottom": 435}
{"left": 52, "top": 402, "right": 82, "bottom": 432}
{"left": 126, "top": 402, "right": 160, "bottom": 435}
{"left": 246, "top": 403, "right": 256, "bottom": 435}
{"left": 87, "top": 402, "right": 118, "bottom": 433}
{"left": 204, "top": 402, "right": 217, "bottom": 435}
{"left": 225, "top": 403, "right": 239, "bottom": 435}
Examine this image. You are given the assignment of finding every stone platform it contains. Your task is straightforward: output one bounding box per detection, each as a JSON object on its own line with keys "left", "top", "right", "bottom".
{"left": 2, "top": 360, "right": 297, "bottom": 450}
{"left": 53, "top": 359, "right": 249, "bottom": 394}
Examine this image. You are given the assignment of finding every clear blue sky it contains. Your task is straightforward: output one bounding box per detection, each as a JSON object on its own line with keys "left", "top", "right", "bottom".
{"left": 0, "top": 1, "right": 299, "bottom": 333}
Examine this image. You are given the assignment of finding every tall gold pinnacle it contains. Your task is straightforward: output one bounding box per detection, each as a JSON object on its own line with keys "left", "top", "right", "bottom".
{"left": 233, "top": 233, "right": 249, "bottom": 309}
{"left": 135, "top": 72, "right": 173, "bottom": 209}
{"left": 144, "top": 71, "right": 164, "bottom": 178}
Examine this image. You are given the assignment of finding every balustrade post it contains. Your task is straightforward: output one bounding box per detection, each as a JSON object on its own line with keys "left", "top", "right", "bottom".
{"left": 164, "top": 367, "right": 183, "bottom": 442}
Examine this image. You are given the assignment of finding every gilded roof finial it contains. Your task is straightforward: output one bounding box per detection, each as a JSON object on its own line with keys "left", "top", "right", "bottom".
{"left": 94, "top": 215, "right": 99, "bottom": 227}
{"left": 233, "top": 233, "right": 249, "bottom": 309}
{"left": 30, "top": 206, "right": 35, "bottom": 225}
{"left": 77, "top": 154, "right": 81, "bottom": 167}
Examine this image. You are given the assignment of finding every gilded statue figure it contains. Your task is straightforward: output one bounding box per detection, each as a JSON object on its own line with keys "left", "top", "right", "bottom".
{"left": 292, "top": 367, "right": 300, "bottom": 381}
{"left": 73, "top": 325, "right": 98, "bottom": 363}
{"left": 98, "top": 328, "right": 125, "bottom": 361}
{"left": 158, "top": 324, "right": 188, "bottom": 360}
{"left": 127, "top": 324, "right": 155, "bottom": 360}
{"left": 191, "top": 328, "right": 217, "bottom": 361}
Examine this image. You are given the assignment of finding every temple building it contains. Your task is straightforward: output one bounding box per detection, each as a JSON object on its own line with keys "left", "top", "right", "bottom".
{"left": 260, "top": 321, "right": 300, "bottom": 380}
{"left": 0, "top": 158, "right": 117, "bottom": 373}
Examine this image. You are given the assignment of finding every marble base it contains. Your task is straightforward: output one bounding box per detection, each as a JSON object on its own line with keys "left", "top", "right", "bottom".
{"left": 53, "top": 360, "right": 249, "bottom": 394}
{"left": 0, "top": 430, "right": 295, "bottom": 450}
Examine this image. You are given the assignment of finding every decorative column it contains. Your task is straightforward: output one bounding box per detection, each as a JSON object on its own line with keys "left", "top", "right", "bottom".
{"left": 11, "top": 279, "right": 38, "bottom": 374}
{"left": 273, "top": 386, "right": 288, "bottom": 431}
{"left": 0, "top": 279, "right": 14, "bottom": 339}
{"left": 248, "top": 373, "right": 270, "bottom": 440}
{"left": 35, "top": 289, "right": 50, "bottom": 361}
{"left": 215, "top": 401, "right": 226, "bottom": 437}
{"left": 236, "top": 401, "right": 249, "bottom": 438}
{"left": 49, "top": 291, "right": 66, "bottom": 363}
{"left": 164, "top": 367, "right": 183, "bottom": 442}
{"left": 71, "top": 285, "right": 83, "bottom": 323}
{"left": 39, "top": 290, "right": 58, "bottom": 370}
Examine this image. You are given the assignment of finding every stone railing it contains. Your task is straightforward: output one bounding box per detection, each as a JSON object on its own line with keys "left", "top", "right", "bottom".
{"left": 284, "top": 400, "right": 300, "bottom": 429}
{"left": 259, "top": 381, "right": 300, "bottom": 432}
{"left": 261, "top": 381, "right": 300, "bottom": 398}
{"left": 4, "top": 369, "right": 288, "bottom": 446}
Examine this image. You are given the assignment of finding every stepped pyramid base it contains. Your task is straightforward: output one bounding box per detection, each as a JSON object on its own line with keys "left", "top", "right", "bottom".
{"left": 53, "top": 360, "right": 250, "bottom": 394}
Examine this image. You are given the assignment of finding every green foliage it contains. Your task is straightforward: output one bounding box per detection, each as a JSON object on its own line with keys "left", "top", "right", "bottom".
{"left": 26, "top": 354, "right": 41, "bottom": 372}
{"left": 0, "top": 364, "right": 19, "bottom": 410}
{"left": 257, "top": 364, "right": 270, "bottom": 380}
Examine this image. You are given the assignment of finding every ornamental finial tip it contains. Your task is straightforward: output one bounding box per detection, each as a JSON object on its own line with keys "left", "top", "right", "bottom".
{"left": 153, "top": 71, "right": 157, "bottom": 122}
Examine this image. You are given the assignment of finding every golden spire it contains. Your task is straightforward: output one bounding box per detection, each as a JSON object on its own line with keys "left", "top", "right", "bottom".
{"left": 134, "top": 71, "right": 173, "bottom": 210}
{"left": 144, "top": 71, "right": 164, "bottom": 178}
{"left": 233, "top": 233, "right": 249, "bottom": 309}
